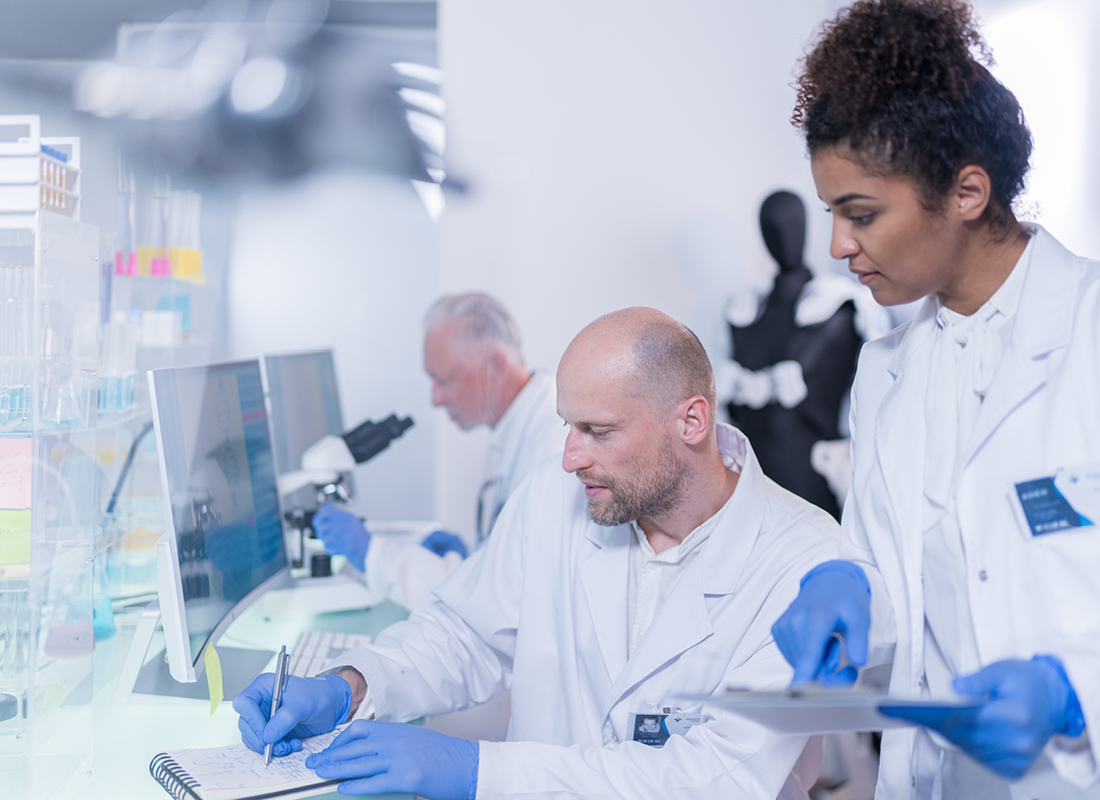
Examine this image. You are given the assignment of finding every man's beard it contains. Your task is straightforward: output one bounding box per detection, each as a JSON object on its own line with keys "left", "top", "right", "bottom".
{"left": 580, "top": 437, "right": 689, "bottom": 527}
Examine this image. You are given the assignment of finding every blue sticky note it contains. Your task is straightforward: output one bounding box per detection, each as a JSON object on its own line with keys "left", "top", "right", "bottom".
{"left": 156, "top": 295, "right": 192, "bottom": 332}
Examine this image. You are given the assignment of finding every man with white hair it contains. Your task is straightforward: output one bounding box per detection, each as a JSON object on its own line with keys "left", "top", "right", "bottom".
{"left": 314, "top": 292, "right": 564, "bottom": 610}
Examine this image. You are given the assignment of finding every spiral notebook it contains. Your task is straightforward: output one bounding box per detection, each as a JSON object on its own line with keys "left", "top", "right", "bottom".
{"left": 149, "top": 727, "right": 345, "bottom": 800}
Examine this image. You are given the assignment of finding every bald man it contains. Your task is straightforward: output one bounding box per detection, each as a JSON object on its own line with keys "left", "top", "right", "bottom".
{"left": 234, "top": 308, "right": 840, "bottom": 800}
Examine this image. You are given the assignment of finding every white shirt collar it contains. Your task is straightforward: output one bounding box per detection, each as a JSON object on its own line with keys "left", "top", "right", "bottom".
{"left": 629, "top": 489, "right": 733, "bottom": 565}
{"left": 986, "top": 231, "right": 1032, "bottom": 321}
{"left": 628, "top": 433, "right": 742, "bottom": 565}
{"left": 935, "top": 230, "right": 1033, "bottom": 327}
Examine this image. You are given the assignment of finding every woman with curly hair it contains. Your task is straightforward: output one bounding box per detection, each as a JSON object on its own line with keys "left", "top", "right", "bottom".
{"left": 771, "top": 0, "right": 1098, "bottom": 796}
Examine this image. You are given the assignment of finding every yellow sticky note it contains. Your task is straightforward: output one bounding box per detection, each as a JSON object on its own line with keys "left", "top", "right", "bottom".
{"left": 0, "top": 509, "right": 31, "bottom": 565}
{"left": 43, "top": 682, "right": 66, "bottom": 715}
{"left": 204, "top": 644, "right": 224, "bottom": 716}
{"left": 170, "top": 247, "right": 205, "bottom": 284}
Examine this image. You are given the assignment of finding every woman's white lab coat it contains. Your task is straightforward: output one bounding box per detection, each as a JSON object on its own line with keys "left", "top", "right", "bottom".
{"left": 329, "top": 424, "right": 840, "bottom": 799}
{"left": 845, "top": 227, "right": 1100, "bottom": 799}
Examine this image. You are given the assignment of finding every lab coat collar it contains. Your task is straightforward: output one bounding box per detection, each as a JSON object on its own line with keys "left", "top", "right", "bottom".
{"left": 1012, "top": 224, "right": 1079, "bottom": 358}
{"left": 578, "top": 423, "right": 767, "bottom": 691}
{"left": 886, "top": 295, "right": 939, "bottom": 379}
{"left": 700, "top": 423, "right": 770, "bottom": 596}
{"left": 601, "top": 425, "right": 767, "bottom": 705}
{"left": 579, "top": 522, "right": 632, "bottom": 685}
{"left": 488, "top": 369, "right": 555, "bottom": 454}
{"left": 608, "top": 554, "right": 712, "bottom": 708}
{"left": 962, "top": 225, "right": 1080, "bottom": 466}
{"left": 581, "top": 423, "right": 767, "bottom": 592}
{"left": 875, "top": 313, "right": 935, "bottom": 656}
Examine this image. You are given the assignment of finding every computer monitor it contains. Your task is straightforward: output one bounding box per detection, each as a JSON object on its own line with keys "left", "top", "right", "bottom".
{"left": 149, "top": 359, "right": 290, "bottom": 684}
{"left": 262, "top": 350, "right": 352, "bottom": 508}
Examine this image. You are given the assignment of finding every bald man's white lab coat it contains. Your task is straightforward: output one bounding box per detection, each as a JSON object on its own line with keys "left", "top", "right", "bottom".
{"left": 328, "top": 423, "right": 840, "bottom": 799}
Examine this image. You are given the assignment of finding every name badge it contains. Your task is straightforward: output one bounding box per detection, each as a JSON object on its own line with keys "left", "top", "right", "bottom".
{"left": 1012, "top": 463, "right": 1100, "bottom": 537}
{"left": 628, "top": 709, "right": 702, "bottom": 747}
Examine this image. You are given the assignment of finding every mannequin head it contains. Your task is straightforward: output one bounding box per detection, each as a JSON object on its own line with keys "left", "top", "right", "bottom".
{"left": 759, "top": 190, "right": 807, "bottom": 272}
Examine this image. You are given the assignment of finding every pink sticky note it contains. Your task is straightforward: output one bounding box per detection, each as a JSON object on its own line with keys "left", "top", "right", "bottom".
{"left": 0, "top": 438, "right": 32, "bottom": 510}
{"left": 115, "top": 250, "right": 137, "bottom": 276}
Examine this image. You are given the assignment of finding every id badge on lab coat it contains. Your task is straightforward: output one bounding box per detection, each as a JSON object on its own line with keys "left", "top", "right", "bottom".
{"left": 1011, "top": 462, "right": 1100, "bottom": 537}
{"left": 627, "top": 710, "right": 702, "bottom": 747}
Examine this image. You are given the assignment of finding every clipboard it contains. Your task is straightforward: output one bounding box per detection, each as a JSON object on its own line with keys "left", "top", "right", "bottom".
{"left": 678, "top": 689, "right": 985, "bottom": 734}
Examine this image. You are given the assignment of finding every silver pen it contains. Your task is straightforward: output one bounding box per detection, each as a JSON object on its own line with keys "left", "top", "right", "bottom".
{"left": 828, "top": 631, "right": 852, "bottom": 671}
{"left": 264, "top": 646, "right": 290, "bottom": 766}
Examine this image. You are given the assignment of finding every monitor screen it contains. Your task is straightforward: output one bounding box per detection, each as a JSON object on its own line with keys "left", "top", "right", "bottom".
{"left": 263, "top": 350, "right": 350, "bottom": 505}
{"left": 150, "top": 360, "right": 288, "bottom": 667}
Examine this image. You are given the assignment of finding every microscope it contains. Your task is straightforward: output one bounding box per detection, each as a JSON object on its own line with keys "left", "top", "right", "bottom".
{"left": 278, "top": 414, "right": 414, "bottom": 576}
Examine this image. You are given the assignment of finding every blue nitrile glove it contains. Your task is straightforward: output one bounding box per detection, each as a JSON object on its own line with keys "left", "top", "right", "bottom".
{"left": 313, "top": 503, "right": 370, "bottom": 572}
{"left": 771, "top": 560, "right": 871, "bottom": 686}
{"left": 234, "top": 673, "right": 352, "bottom": 757}
{"left": 420, "top": 530, "right": 469, "bottom": 559}
{"left": 306, "top": 720, "right": 479, "bottom": 800}
{"left": 880, "top": 656, "right": 1086, "bottom": 779}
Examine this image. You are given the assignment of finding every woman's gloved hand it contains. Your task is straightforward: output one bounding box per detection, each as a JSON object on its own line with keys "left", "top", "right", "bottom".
{"left": 880, "top": 656, "right": 1085, "bottom": 779}
{"left": 771, "top": 560, "right": 872, "bottom": 686}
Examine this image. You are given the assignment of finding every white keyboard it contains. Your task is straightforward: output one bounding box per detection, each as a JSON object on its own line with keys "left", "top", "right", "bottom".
{"left": 288, "top": 630, "right": 373, "bottom": 678}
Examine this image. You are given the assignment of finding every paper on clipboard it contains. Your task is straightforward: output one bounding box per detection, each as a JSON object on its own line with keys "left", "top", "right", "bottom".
{"left": 678, "top": 689, "right": 985, "bottom": 734}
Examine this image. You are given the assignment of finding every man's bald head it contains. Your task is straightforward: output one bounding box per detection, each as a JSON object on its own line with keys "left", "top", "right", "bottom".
{"left": 563, "top": 307, "right": 717, "bottom": 420}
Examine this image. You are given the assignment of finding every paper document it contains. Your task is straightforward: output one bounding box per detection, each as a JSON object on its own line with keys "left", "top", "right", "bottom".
{"left": 153, "top": 727, "right": 344, "bottom": 800}
{"left": 679, "top": 689, "right": 984, "bottom": 734}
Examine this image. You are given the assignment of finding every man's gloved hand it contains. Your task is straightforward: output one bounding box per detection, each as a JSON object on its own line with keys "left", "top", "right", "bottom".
{"left": 880, "top": 656, "right": 1086, "bottom": 779}
{"left": 420, "top": 530, "right": 468, "bottom": 560}
{"left": 313, "top": 503, "right": 370, "bottom": 572}
{"left": 771, "top": 560, "right": 872, "bottom": 686}
{"left": 234, "top": 674, "right": 352, "bottom": 757}
{"left": 306, "top": 720, "right": 479, "bottom": 800}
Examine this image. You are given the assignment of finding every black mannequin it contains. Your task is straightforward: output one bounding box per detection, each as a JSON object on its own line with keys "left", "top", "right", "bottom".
{"left": 726, "top": 190, "right": 863, "bottom": 519}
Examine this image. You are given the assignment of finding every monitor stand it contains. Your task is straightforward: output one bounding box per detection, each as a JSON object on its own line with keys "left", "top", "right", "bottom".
{"left": 114, "top": 601, "right": 275, "bottom": 705}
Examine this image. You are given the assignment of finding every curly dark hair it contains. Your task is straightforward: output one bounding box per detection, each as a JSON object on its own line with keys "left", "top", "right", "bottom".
{"left": 794, "top": 0, "right": 1032, "bottom": 232}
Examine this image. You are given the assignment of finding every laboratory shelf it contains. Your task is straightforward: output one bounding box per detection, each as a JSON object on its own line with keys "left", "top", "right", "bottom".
{"left": 0, "top": 114, "right": 97, "bottom": 800}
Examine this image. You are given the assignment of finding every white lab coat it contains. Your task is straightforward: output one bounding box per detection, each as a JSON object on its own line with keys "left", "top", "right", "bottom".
{"left": 844, "top": 226, "right": 1100, "bottom": 799}
{"left": 360, "top": 370, "right": 565, "bottom": 610}
{"left": 328, "top": 423, "right": 840, "bottom": 799}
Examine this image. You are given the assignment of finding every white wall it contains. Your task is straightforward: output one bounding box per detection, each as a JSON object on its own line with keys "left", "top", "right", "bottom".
{"left": 228, "top": 171, "right": 440, "bottom": 522}
{"left": 434, "top": 0, "right": 845, "bottom": 530}
{"left": 981, "top": 0, "right": 1100, "bottom": 257}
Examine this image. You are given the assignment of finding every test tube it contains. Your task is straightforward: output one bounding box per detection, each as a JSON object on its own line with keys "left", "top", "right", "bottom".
{"left": 0, "top": 589, "right": 27, "bottom": 696}
{"left": 1, "top": 267, "right": 11, "bottom": 425}
{"left": 1, "top": 264, "right": 31, "bottom": 431}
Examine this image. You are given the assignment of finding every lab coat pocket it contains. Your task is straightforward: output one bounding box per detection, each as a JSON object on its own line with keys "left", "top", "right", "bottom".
{"left": 1034, "top": 530, "right": 1100, "bottom": 636}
